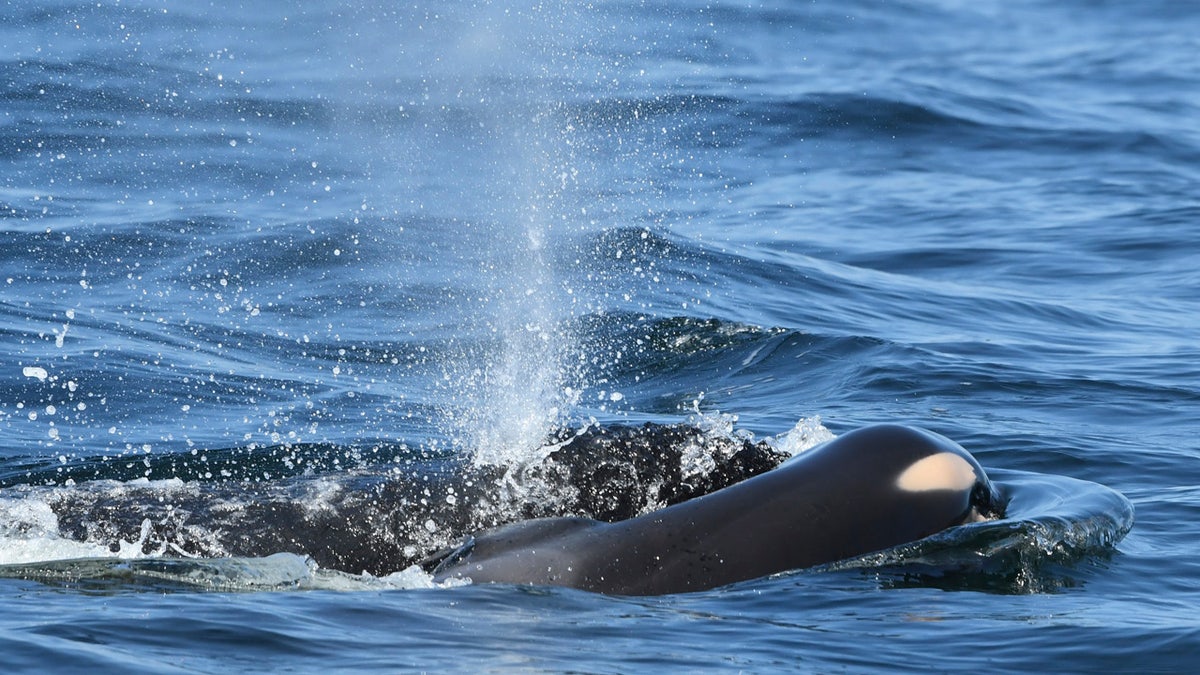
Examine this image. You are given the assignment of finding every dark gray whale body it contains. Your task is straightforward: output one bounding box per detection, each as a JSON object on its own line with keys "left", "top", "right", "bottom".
{"left": 430, "top": 424, "right": 1004, "bottom": 595}
{"left": 42, "top": 422, "right": 786, "bottom": 576}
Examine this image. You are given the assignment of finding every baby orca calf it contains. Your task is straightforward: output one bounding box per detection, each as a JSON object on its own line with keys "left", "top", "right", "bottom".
{"left": 430, "top": 424, "right": 1004, "bottom": 595}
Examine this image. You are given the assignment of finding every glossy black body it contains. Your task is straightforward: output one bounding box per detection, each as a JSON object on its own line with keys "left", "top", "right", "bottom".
{"left": 433, "top": 425, "right": 1003, "bottom": 595}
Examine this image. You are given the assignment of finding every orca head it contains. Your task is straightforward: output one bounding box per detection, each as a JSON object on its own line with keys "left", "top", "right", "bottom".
{"left": 883, "top": 426, "right": 1004, "bottom": 529}
{"left": 819, "top": 425, "right": 1005, "bottom": 547}
{"left": 894, "top": 445, "right": 1003, "bottom": 523}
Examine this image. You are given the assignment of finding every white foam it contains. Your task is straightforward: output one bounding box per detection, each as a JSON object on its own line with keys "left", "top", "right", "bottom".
{"left": 771, "top": 416, "right": 836, "bottom": 459}
{"left": 0, "top": 478, "right": 465, "bottom": 592}
{"left": 0, "top": 497, "right": 147, "bottom": 565}
{"left": 302, "top": 564, "right": 457, "bottom": 591}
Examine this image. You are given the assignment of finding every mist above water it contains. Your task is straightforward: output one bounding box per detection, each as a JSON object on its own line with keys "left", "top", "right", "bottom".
{"left": 387, "top": 3, "right": 607, "bottom": 464}
{"left": 319, "top": 1, "right": 699, "bottom": 464}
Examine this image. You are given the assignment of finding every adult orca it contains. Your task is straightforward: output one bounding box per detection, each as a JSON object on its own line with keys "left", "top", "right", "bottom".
{"left": 38, "top": 422, "right": 787, "bottom": 576}
{"left": 429, "top": 424, "right": 1004, "bottom": 595}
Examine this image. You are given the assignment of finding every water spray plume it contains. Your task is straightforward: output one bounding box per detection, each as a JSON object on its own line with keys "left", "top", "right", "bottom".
{"left": 420, "top": 3, "right": 592, "bottom": 465}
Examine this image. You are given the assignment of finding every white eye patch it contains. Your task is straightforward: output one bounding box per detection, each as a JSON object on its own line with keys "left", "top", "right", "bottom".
{"left": 895, "top": 452, "right": 977, "bottom": 493}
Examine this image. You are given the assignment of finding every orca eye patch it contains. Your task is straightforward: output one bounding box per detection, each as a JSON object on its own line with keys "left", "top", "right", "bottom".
{"left": 895, "top": 452, "right": 977, "bottom": 493}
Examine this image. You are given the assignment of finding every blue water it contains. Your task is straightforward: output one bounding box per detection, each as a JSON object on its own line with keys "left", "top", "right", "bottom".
{"left": 3, "top": 0, "right": 1199, "bottom": 671}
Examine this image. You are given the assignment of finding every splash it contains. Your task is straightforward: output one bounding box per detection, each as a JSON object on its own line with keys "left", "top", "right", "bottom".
{"left": 417, "top": 3, "right": 598, "bottom": 465}
{"left": 465, "top": 138, "right": 577, "bottom": 465}
{"left": 0, "top": 495, "right": 159, "bottom": 565}
{"left": 681, "top": 392, "right": 835, "bottom": 466}
{"left": 771, "top": 415, "right": 837, "bottom": 458}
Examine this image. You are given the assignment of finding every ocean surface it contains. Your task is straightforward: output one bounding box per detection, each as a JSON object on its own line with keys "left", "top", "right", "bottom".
{"left": 2, "top": 0, "right": 1198, "bottom": 671}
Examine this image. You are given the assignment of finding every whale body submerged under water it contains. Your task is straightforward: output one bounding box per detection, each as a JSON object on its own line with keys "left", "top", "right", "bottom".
{"left": 26, "top": 421, "right": 793, "bottom": 577}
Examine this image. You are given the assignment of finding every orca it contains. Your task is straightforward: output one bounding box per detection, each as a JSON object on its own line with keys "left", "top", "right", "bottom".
{"left": 41, "top": 422, "right": 787, "bottom": 576}
{"left": 429, "top": 424, "right": 1004, "bottom": 595}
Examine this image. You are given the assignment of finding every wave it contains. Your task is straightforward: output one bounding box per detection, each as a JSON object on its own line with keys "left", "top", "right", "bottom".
{"left": 0, "top": 553, "right": 443, "bottom": 593}
{"left": 819, "top": 469, "right": 1134, "bottom": 594}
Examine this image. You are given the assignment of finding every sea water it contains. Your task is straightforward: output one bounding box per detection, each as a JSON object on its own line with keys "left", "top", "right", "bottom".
{"left": 2, "top": 0, "right": 1198, "bottom": 671}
